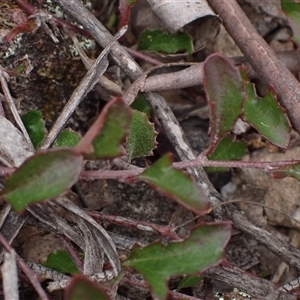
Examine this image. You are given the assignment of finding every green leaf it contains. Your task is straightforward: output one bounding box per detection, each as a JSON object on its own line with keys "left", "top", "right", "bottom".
{"left": 138, "top": 29, "right": 193, "bottom": 55}
{"left": 130, "top": 94, "right": 152, "bottom": 118}
{"left": 21, "top": 110, "right": 45, "bottom": 149}
{"left": 207, "top": 135, "right": 247, "bottom": 172}
{"left": 204, "top": 53, "right": 244, "bottom": 147}
{"left": 270, "top": 162, "right": 300, "bottom": 181}
{"left": 65, "top": 276, "right": 110, "bottom": 300}
{"left": 281, "top": 0, "right": 300, "bottom": 43}
{"left": 138, "top": 153, "right": 209, "bottom": 214}
{"left": 127, "top": 110, "right": 157, "bottom": 160}
{"left": 53, "top": 129, "right": 81, "bottom": 148}
{"left": 123, "top": 223, "right": 231, "bottom": 300}
{"left": 177, "top": 275, "right": 203, "bottom": 290}
{"left": 1, "top": 149, "right": 83, "bottom": 212}
{"left": 76, "top": 97, "right": 132, "bottom": 158}
{"left": 42, "top": 250, "right": 78, "bottom": 275}
{"left": 243, "top": 84, "right": 291, "bottom": 148}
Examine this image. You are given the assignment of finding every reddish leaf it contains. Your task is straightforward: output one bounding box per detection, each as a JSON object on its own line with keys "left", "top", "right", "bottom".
{"left": 1, "top": 149, "right": 83, "bottom": 212}
{"left": 65, "top": 276, "right": 110, "bottom": 300}
{"left": 204, "top": 53, "right": 244, "bottom": 149}
{"left": 118, "top": 0, "right": 137, "bottom": 28}
{"left": 76, "top": 97, "right": 131, "bottom": 158}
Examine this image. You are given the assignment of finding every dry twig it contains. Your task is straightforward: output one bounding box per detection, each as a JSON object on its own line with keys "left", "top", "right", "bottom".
{"left": 207, "top": 0, "right": 300, "bottom": 135}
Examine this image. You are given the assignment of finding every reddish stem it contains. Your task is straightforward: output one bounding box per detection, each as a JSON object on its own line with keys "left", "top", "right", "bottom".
{"left": 14, "top": 0, "right": 37, "bottom": 14}
{"left": 1, "top": 158, "right": 300, "bottom": 181}
{"left": 123, "top": 46, "right": 163, "bottom": 66}
{"left": 173, "top": 158, "right": 300, "bottom": 171}
{"left": 86, "top": 210, "right": 181, "bottom": 240}
{"left": 0, "top": 233, "right": 50, "bottom": 300}
{"left": 80, "top": 158, "right": 300, "bottom": 180}
{"left": 0, "top": 167, "right": 15, "bottom": 176}
{"left": 14, "top": 0, "right": 92, "bottom": 38}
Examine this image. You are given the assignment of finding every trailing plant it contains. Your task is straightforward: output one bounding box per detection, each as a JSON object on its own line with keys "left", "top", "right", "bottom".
{"left": 3, "top": 51, "right": 300, "bottom": 299}
{"left": 1, "top": 0, "right": 300, "bottom": 299}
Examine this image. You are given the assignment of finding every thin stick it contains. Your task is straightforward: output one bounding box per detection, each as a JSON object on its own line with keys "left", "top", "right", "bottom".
{"left": 210, "top": 199, "right": 300, "bottom": 227}
{"left": 173, "top": 157, "right": 300, "bottom": 171}
{"left": 0, "top": 67, "right": 34, "bottom": 151}
{"left": 14, "top": 0, "right": 91, "bottom": 38}
{"left": 123, "top": 46, "right": 162, "bottom": 66}
{"left": 280, "top": 276, "right": 300, "bottom": 294}
{"left": 0, "top": 233, "right": 49, "bottom": 300}
{"left": 40, "top": 26, "right": 127, "bottom": 149}
{"left": 86, "top": 210, "right": 181, "bottom": 240}
{"left": 173, "top": 198, "right": 300, "bottom": 232}
{"left": 0, "top": 93, "right": 6, "bottom": 117}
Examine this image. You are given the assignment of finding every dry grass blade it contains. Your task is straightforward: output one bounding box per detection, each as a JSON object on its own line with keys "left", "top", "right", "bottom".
{"left": 0, "top": 233, "right": 50, "bottom": 300}
{"left": 75, "top": 217, "right": 105, "bottom": 276}
{"left": 28, "top": 203, "right": 85, "bottom": 249}
{"left": 0, "top": 206, "right": 28, "bottom": 262}
{"left": 0, "top": 67, "right": 34, "bottom": 151}
{"left": 0, "top": 115, "right": 32, "bottom": 168}
{"left": 40, "top": 25, "right": 128, "bottom": 149}
{"left": 55, "top": 197, "right": 121, "bottom": 276}
{"left": 1, "top": 250, "right": 19, "bottom": 300}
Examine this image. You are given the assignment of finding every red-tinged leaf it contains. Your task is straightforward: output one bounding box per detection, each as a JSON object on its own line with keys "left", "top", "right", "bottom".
{"left": 127, "top": 110, "right": 157, "bottom": 160}
{"left": 204, "top": 53, "right": 244, "bottom": 147}
{"left": 1, "top": 149, "right": 83, "bottom": 212}
{"left": 269, "top": 162, "right": 300, "bottom": 181}
{"left": 65, "top": 276, "right": 110, "bottom": 300}
{"left": 138, "top": 154, "right": 210, "bottom": 214}
{"left": 123, "top": 223, "right": 231, "bottom": 300}
{"left": 118, "top": 0, "right": 137, "bottom": 28}
{"left": 243, "top": 84, "right": 291, "bottom": 149}
{"left": 76, "top": 97, "right": 131, "bottom": 158}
